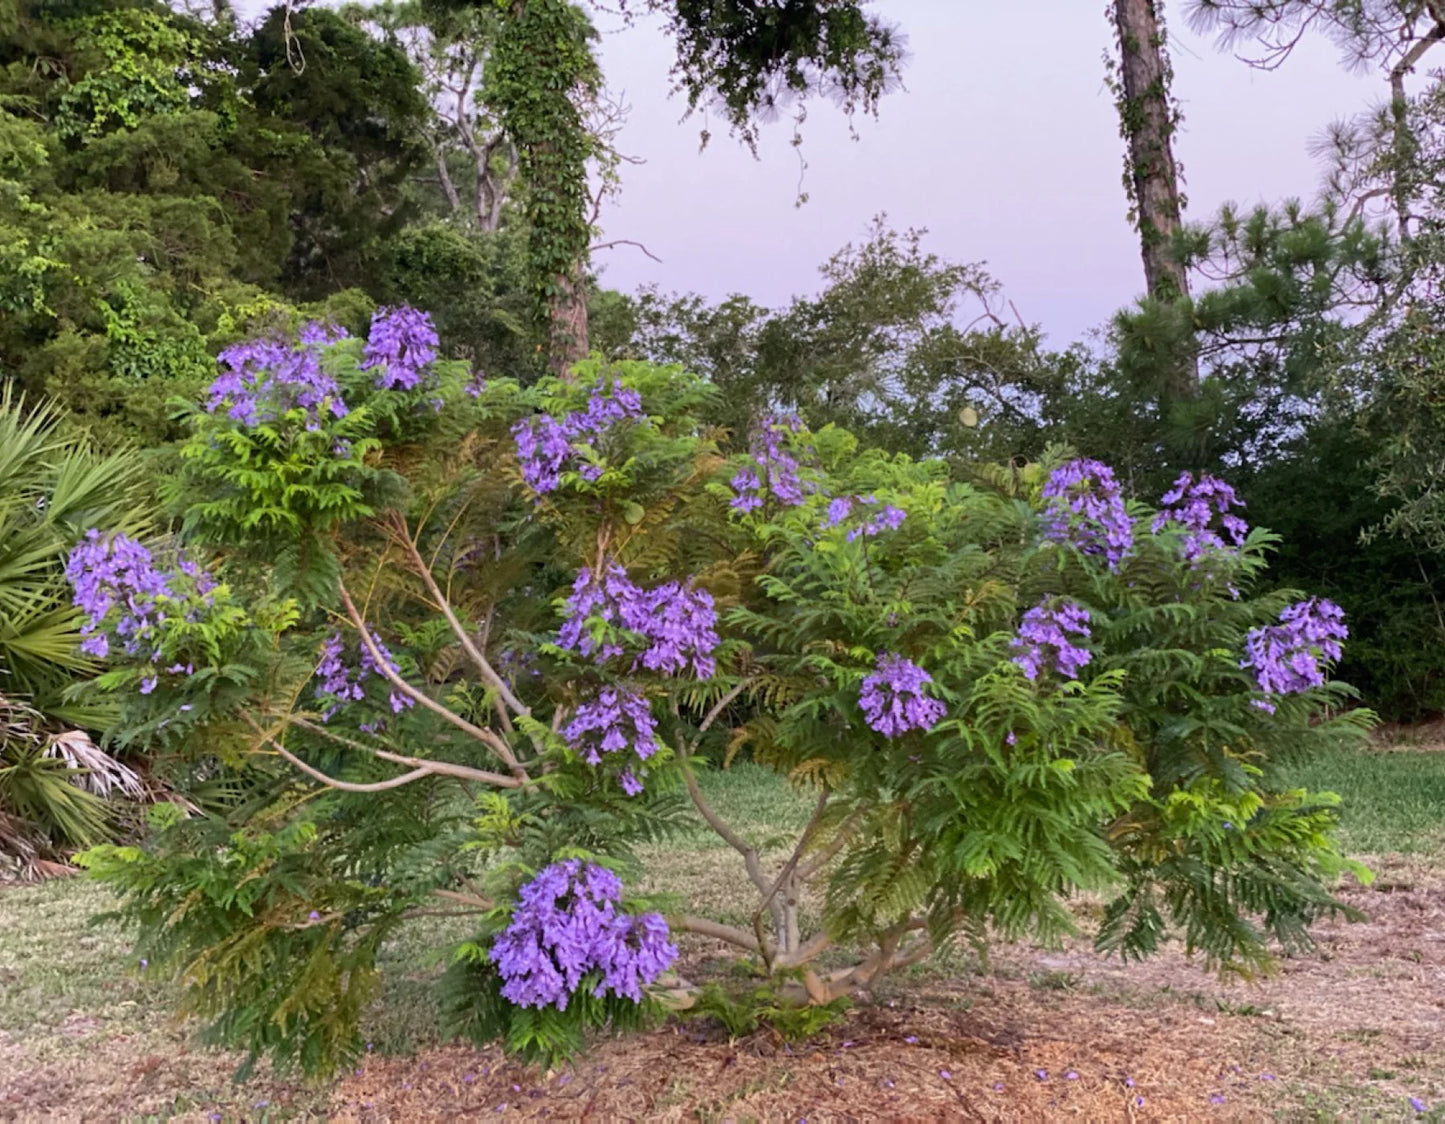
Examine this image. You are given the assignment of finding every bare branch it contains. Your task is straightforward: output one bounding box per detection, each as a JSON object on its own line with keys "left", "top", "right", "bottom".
{"left": 337, "top": 581, "right": 529, "bottom": 780}
{"left": 389, "top": 516, "right": 530, "bottom": 727}
{"left": 267, "top": 738, "right": 434, "bottom": 793}
{"left": 697, "top": 679, "right": 749, "bottom": 737}
{"left": 668, "top": 914, "right": 763, "bottom": 954}
{"left": 287, "top": 715, "right": 526, "bottom": 789}
{"left": 754, "top": 789, "right": 828, "bottom": 927}
{"left": 589, "top": 238, "right": 663, "bottom": 263}
{"left": 432, "top": 888, "right": 494, "bottom": 910}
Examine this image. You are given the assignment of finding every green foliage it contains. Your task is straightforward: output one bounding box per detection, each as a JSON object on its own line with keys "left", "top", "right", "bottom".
{"left": 78, "top": 806, "right": 408, "bottom": 1078}
{"left": 631, "top": 219, "right": 1081, "bottom": 460}
{"left": 0, "top": 385, "right": 150, "bottom": 725}
{"left": 71, "top": 354, "right": 1371, "bottom": 1078}
{"left": 648, "top": 0, "right": 904, "bottom": 154}
{"left": 244, "top": 4, "right": 433, "bottom": 298}
{"left": 486, "top": 0, "right": 600, "bottom": 334}
{"left": 54, "top": 8, "right": 202, "bottom": 140}
{"left": 688, "top": 980, "right": 850, "bottom": 1042}
{"left": 0, "top": 695, "right": 112, "bottom": 865}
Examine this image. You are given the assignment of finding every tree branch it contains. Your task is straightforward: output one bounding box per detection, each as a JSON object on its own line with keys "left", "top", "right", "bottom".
{"left": 589, "top": 238, "right": 663, "bottom": 263}
{"left": 753, "top": 788, "right": 828, "bottom": 932}
{"left": 389, "top": 516, "right": 530, "bottom": 728}
{"left": 266, "top": 737, "right": 435, "bottom": 792}
{"left": 668, "top": 914, "right": 763, "bottom": 954}
{"left": 337, "top": 580, "right": 528, "bottom": 780}
{"left": 286, "top": 714, "right": 526, "bottom": 789}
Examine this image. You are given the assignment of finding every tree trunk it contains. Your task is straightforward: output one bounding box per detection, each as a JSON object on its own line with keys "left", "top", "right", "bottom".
{"left": 547, "top": 265, "right": 589, "bottom": 377}
{"left": 1112, "top": 0, "right": 1198, "bottom": 397}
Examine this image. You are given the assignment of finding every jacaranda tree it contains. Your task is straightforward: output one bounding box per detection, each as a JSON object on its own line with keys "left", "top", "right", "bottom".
{"left": 74, "top": 306, "right": 1370, "bottom": 1076}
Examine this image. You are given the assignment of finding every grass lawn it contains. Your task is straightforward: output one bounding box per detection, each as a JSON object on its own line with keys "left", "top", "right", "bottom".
{"left": 2, "top": 745, "right": 1443, "bottom": 1121}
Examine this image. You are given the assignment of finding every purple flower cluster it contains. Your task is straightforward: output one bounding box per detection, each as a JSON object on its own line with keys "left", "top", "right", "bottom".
{"left": 823, "top": 495, "right": 908, "bottom": 542}
{"left": 1151, "top": 471, "right": 1249, "bottom": 563}
{"left": 206, "top": 322, "right": 348, "bottom": 429}
{"left": 313, "top": 631, "right": 416, "bottom": 721}
{"left": 66, "top": 531, "right": 215, "bottom": 667}
{"left": 360, "top": 305, "right": 439, "bottom": 391}
{"left": 1041, "top": 459, "right": 1133, "bottom": 570}
{"left": 634, "top": 580, "right": 718, "bottom": 679}
{"left": 859, "top": 654, "right": 947, "bottom": 738}
{"left": 1243, "top": 598, "right": 1347, "bottom": 704}
{"left": 490, "top": 860, "right": 677, "bottom": 1009}
{"left": 1011, "top": 599, "right": 1093, "bottom": 681}
{"left": 730, "top": 414, "right": 806, "bottom": 512}
{"left": 512, "top": 380, "right": 645, "bottom": 493}
{"left": 562, "top": 687, "right": 659, "bottom": 768}
{"left": 556, "top": 564, "right": 718, "bottom": 680}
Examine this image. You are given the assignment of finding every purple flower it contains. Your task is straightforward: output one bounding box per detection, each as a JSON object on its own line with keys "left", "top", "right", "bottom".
{"left": 563, "top": 686, "right": 659, "bottom": 769}
{"left": 824, "top": 494, "right": 907, "bottom": 541}
{"left": 65, "top": 531, "right": 216, "bottom": 681}
{"left": 729, "top": 414, "right": 806, "bottom": 511}
{"left": 1041, "top": 459, "right": 1132, "bottom": 569}
{"left": 490, "top": 860, "right": 676, "bottom": 1010}
{"left": 308, "top": 910, "right": 321, "bottom": 921}
{"left": 859, "top": 654, "right": 947, "bottom": 738}
{"left": 361, "top": 305, "right": 439, "bottom": 391}
{"left": 633, "top": 580, "right": 718, "bottom": 680}
{"left": 1243, "top": 598, "right": 1347, "bottom": 700}
{"left": 1210, "top": 1094, "right": 1227, "bottom": 1104}
{"left": 1410, "top": 1097, "right": 1428, "bottom": 1114}
{"left": 513, "top": 414, "right": 573, "bottom": 494}
{"left": 512, "top": 379, "right": 644, "bottom": 495}
{"left": 556, "top": 564, "right": 717, "bottom": 680}
{"left": 312, "top": 631, "right": 415, "bottom": 722}
{"left": 207, "top": 322, "right": 348, "bottom": 429}
{"left": 1152, "top": 471, "right": 1248, "bottom": 563}
{"left": 1011, "top": 598, "right": 1092, "bottom": 680}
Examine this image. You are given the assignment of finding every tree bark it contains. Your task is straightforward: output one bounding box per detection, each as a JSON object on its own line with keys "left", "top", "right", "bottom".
{"left": 1112, "top": 0, "right": 1198, "bottom": 397}
{"left": 547, "top": 264, "right": 589, "bottom": 377}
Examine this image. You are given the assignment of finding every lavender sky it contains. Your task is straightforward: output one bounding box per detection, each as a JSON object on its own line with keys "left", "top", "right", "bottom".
{"left": 239, "top": 2, "right": 1380, "bottom": 345}
{"left": 587, "top": 2, "right": 1376, "bottom": 345}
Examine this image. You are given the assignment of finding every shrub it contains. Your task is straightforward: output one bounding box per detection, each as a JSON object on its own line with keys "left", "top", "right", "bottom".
{"left": 75, "top": 315, "right": 1371, "bottom": 1075}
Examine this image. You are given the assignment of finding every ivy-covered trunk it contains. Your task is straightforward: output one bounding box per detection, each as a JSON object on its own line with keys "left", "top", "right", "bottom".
{"left": 489, "top": 0, "right": 599, "bottom": 380}
{"left": 1111, "top": 0, "right": 1198, "bottom": 399}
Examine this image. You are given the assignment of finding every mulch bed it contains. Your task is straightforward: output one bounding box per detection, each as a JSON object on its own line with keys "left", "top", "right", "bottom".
{"left": 3, "top": 858, "right": 1440, "bottom": 1121}
{"left": 326, "top": 858, "right": 1444, "bottom": 1122}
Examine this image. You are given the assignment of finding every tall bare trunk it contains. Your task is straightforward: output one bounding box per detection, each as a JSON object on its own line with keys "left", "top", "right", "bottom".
{"left": 1112, "top": 0, "right": 1198, "bottom": 398}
